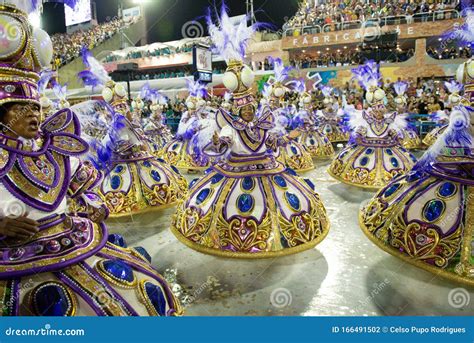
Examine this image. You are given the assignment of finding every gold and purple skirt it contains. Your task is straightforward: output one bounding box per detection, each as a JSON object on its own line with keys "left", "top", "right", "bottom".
{"left": 297, "top": 129, "right": 335, "bottom": 159}
{"left": 276, "top": 141, "right": 315, "bottom": 173}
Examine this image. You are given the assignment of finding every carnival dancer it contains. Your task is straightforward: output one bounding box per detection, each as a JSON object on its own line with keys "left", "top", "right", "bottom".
{"left": 162, "top": 79, "right": 216, "bottom": 172}
{"left": 391, "top": 81, "right": 423, "bottom": 150}
{"left": 292, "top": 79, "right": 335, "bottom": 159}
{"left": 315, "top": 85, "right": 350, "bottom": 144}
{"left": 423, "top": 80, "right": 463, "bottom": 147}
{"left": 0, "top": 1, "right": 182, "bottom": 316}
{"left": 328, "top": 61, "right": 416, "bottom": 189}
{"left": 78, "top": 50, "right": 187, "bottom": 217}
{"left": 360, "top": 60, "right": 474, "bottom": 286}
{"left": 265, "top": 58, "right": 314, "bottom": 172}
{"left": 171, "top": 4, "right": 329, "bottom": 258}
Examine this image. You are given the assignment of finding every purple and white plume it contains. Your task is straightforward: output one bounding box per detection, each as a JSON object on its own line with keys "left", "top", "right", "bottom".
{"left": 52, "top": 81, "right": 68, "bottom": 102}
{"left": 206, "top": 2, "right": 264, "bottom": 62}
{"left": 78, "top": 47, "right": 111, "bottom": 90}
{"left": 320, "top": 85, "right": 333, "bottom": 98}
{"left": 268, "top": 57, "right": 293, "bottom": 83}
{"left": 186, "top": 79, "right": 208, "bottom": 98}
{"left": 444, "top": 80, "right": 463, "bottom": 94}
{"left": 393, "top": 81, "right": 408, "bottom": 97}
{"left": 351, "top": 60, "right": 381, "bottom": 91}
{"left": 38, "top": 69, "right": 55, "bottom": 94}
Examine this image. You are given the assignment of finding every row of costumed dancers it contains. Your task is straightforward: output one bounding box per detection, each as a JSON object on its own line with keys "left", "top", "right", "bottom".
{"left": 0, "top": 0, "right": 471, "bottom": 316}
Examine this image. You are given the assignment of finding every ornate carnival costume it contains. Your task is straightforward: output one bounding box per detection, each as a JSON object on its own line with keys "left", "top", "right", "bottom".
{"left": 171, "top": 5, "right": 329, "bottom": 258}
{"left": 315, "top": 85, "right": 350, "bottom": 143}
{"left": 360, "top": 17, "right": 474, "bottom": 285}
{"left": 142, "top": 87, "right": 173, "bottom": 157}
{"left": 423, "top": 80, "right": 463, "bottom": 147}
{"left": 328, "top": 62, "right": 416, "bottom": 189}
{"left": 265, "top": 58, "right": 314, "bottom": 172}
{"left": 0, "top": 1, "right": 181, "bottom": 316}
{"left": 392, "top": 81, "right": 422, "bottom": 150}
{"left": 292, "top": 79, "right": 335, "bottom": 159}
{"left": 162, "top": 80, "right": 215, "bottom": 172}
{"left": 78, "top": 50, "right": 187, "bottom": 217}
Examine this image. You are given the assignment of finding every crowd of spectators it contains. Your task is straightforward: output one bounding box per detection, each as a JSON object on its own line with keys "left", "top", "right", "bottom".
{"left": 283, "top": 0, "right": 461, "bottom": 35}
{"left": 287, "top": 47, "right": 414, "bottom": 69}
{"left": 52, "top": 18, "right": 127, "bottom": 69}
{"left": 427, "top": 44, "right": 472, "bottom": 60}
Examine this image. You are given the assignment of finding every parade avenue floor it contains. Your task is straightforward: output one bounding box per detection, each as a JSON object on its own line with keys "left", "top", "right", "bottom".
{"left": 107, "top": 158, "right": 474, "bottom": 316}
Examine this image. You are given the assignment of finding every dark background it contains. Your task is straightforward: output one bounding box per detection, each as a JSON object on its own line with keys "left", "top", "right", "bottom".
{"left": 42, "top": 0, "right": 300, "bottom": 41}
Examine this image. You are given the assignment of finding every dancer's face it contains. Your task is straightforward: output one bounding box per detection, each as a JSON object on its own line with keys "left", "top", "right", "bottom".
{"left": 240, "top": 105, "right": 254, "bottom": 123}
{"left": 1, "top": 103, "right": 41, "bottom": 139}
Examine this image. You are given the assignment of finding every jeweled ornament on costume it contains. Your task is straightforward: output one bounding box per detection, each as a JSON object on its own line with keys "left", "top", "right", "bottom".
{"left": 0, "top": 0, "right": 181, "bottom": 316}
{"left": 162, "top": 79, "right": 218, "bottom": 172}
{"left": 291, "top": 78, "right": 335, "bottom": 159}
{"left": 360, "top": 14, "right": 474, "bottom": 285}
{"left": 390, "top": 81, "right": 422, "bottom": 150}
{"left": 328, "top": 61, "right": 417, "bottom": 189}
{"left": 78, "top": 49, "right": 187, "bottom": 217}
{"left": 142, "top": 85, "right": 173, "bottom": 157}
{"left": 263, "top": 58, "right": 314, "bottom": 172}
{"left": 171, "top": 3, "right": 330, "bottom": 258}
{"left": 315, "top": 85, "right": 350, "bottom": 143}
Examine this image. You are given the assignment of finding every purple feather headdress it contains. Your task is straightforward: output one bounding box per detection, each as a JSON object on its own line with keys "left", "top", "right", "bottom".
{"left": 262, "top": 83, "right": 273, "bottom": 99}
{"left": 320, "top": 85, "right": 333, "bottom": 98}
{"left": 38, "top": 69, "right": 55, "bottom": 95}
{"left": 444, "top": 80, "right": 464, "bottom": 94}
{"left": 77, "top": 47, "right": 111, "bottom": 90}
{"left": 287, "top": 78, "right": 306, "bottom": 94}
{"left": 268, "top": 57, "right": 293, "bottom": 84}
{"left": 206, "top": 2, "right": 264, "bottom": 62}
{"left": 351, "top": 60, "right": 381, "bottom": 91}
{"left": 144, "top": 86, "right": 168, "bottom": 105}
{"left": 52, "top": 80, "right": 68, "bottom": 101}
{"left": 393, "top": 81, "right": 408, "bottom": 97}
{"left": 444, "top": 8, "right": 474, "bottom": 52}
{"left": 186, "top": 79, "right": 208, "bottom": 98}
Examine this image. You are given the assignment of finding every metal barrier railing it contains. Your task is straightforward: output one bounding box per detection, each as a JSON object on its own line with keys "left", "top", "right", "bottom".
{"left": 283, "top": 9, "right": 461, "bottom": 37}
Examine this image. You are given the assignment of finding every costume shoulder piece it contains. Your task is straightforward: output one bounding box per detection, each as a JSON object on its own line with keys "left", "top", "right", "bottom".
{"left": 0, "top": 109, "right": 88, "bottom": 212}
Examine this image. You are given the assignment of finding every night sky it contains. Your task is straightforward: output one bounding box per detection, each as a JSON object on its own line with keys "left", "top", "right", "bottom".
{"left": 44, "top": 0, "right": 300, "bottom": 42}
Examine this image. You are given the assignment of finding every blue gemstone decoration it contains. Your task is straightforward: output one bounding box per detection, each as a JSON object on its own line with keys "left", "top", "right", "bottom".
{"left": 211, "top": 173, "right": 224, "bottom": 184}
{"left": 439, "top": 182, "right": 456, "bottom": 198}
{"left": 111, "top": 175, "right": 121, "bottom": 190}
{"left": 156, "top": 158, "right": 165, "bottom": 163}
{"left": 285, "top": 168, "right": 297, "bottom": 176}
{"left": 171, "top": 166, "right": 180, "bottom": 174}
{"left": 144, "top": 282, "right": 167, "bottom": 316}
{"left": 196, "top": 188, "right": 211, "bottom": 205}
{"left": 34, "top": 284, "right": 71, "bottom": 316}
{"left": 310, "top": 139, "right": 316, "bottom": 145}
{"left": 115, "top": 165, "right": 124, "bottom": 173}
{"left": 242, "top": 177, "right": 254, "bottom": 191}
{"left": 304, "top": 178, "right": 315, "bottom": 190}
{"left": 386, "top": 149, "right": 393, "bottom": 156}
{"left": 384, "top": 183, "right": 401, "bottom": 198}
{"left": 410, "top": 154, "right": 417, "bottom": 163}
{"left": 390, "top": 158, "right": 399, "bottom": 168}
{"left": 285, "top": 192, "right": 301, "bottom": 211}
{"left": 365, "top": 148, "right": 374, "bottom": 155}
{"left": 360, "top": 157, "right": 369, "bottom": 167}
{"left": 103, "top": 260, "right": 135, "bottom": 283}
{"left": 274, "top": 175, "right": 287, "bottom": 188}
{"left": 406, "top": 171, "right": 422, "bottom": 182}
{"left": 189, "top": 178, "right": 199, "bottom": 189}
{"left": 423, "top": 200, "right": 445, "bottom": 222}
{"left": 151, "top": 170, "right": 161, "bottom": 182}
{"left": 237, "top": 194, "right": 254, "bottom": 213}
{"left": 143, "top": 161, "right": 152, "bottom": 168}
{"left": 108, "top": 234, "right": 127, "bottom": 248}
{"left": 134, "top": 247, "right": 152, "bottom": 263}
{"left": 172, "top": 143, "right": 179, "bottom": 150}
{"left": 205, "top": 168, "right": 213, "bottom": 175}
{"left": 291, "top": 146, "right": 298, "bottom": 155}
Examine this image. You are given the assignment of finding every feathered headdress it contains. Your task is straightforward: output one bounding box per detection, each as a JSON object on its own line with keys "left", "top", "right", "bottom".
{"left": 267, "top": 57, "right": 293, "bottom": 84}
{"left": 262, "top": 83, "right": 273, "bottom": 99}
{"left": 52, "top": 81, "right": 68, "bottom": 102}
{"left": 444, "top": 80, "right": 463, "bottom": 94}
{"left": 206, "top": 2, "right": 262, "bottom": 62}
{"left": 186, "top": 79, "right": 208, "bottom": 98}
{"left": 38, "top": 69, "right": 55, "bottom": 95}
{"left": 351, "top": 60, "right": 381, "bottom": 91}
{"left": 78, "top": 47, "right": 112, "bottom": 90}
{"left": 145, "top": 87, "right": 168, "bottom": 106}
{"left": 393, "top": 81, "right": 408, "bottom": 97}
{"left": 320, "top": 85, "right": 333, "bottom": 98}
{"left": 445, "top": 8, "right": 474, "bottom": 51}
